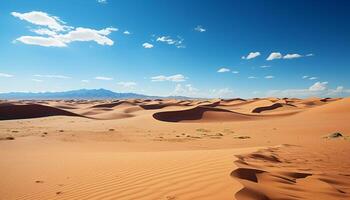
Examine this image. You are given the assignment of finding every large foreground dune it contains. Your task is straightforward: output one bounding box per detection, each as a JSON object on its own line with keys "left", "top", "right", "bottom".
{"left": 0, "top": 97, "right": 349, "bottom": 199}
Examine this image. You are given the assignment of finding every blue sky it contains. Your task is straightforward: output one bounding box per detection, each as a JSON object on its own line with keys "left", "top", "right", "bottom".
{"left": 1, "top": 0, "right": 349, "bottom": 98}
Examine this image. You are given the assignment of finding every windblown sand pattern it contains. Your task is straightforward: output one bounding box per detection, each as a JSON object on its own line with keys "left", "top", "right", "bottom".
{"left": 1, "top": 97, "right": 349, "bottom": 199}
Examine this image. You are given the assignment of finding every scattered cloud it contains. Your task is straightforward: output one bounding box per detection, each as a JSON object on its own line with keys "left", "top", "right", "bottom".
{"left": 260, "top": 65, "right": 271, "bottom": 68}
{"left": 97, "top": 0, "right": 107, "bottom": 4}
{"left": 309, "top": 81, "right": 328, "bottom": 91}
{"left": 242, "top": 52, "right": 260, "bottom": 60}
{"left": 173, "top": 84, "right": 198, "bottom": 96}
{"left": 267, "top": 52, "right": 313, "bottom": 60}
{"left": 194, "top": 25, "right": 206, "bottom": 32}
{"left": 142, "top": 42, "right": 153, "bottom": 48}
{"left": 12, "top": 11, "right": 117, "bottom": 47}
{"left": 309, "top": 77, "right": 318, "bottom": 80}
{"left": 266, "top": 52, "right": 282, "bottom": 61}
{"left": 266, "top": 82, "right": 349, "bottom": 97}
{"left": 232, "top": 71, "right": 239, "bottom": 74}
{"left": 302, "top": 75, "right": 309, "bottom": 79}
{"left": 211, "top": 88, "right": 234, "bottom": 98}
{"left": 123, "top": 30, "right": 131, "bottom": 35}
{"left": 117, "top": 81, "right": 137, "bottom": 89}
{"left": 0, "top": 73, "right": 14, "bottom": 78}
{"left": 34, "top": 74, "right": 70, "bottom": 79}
{"left": 156, "top": 36, "right": 185, "bottom": 48}
{"left": 248, "top": 76, "right": 257, "bottom": 79}
{"left": 31, "top": 79, "right": 43, "bottom": 82}
{"left": 265, "top": 75, "right": 274, "bottom": 79}
{"left": 151, "top": 74, "right": 186, "bottom": 82}
{"left": 95, "top": 76, "right": 113, "bottom": 81}
{"left": 217, "top": 68, "right": 230, "bottom": 73}
{"left": 283, "top": 53, "right": 302, "bottom": 59}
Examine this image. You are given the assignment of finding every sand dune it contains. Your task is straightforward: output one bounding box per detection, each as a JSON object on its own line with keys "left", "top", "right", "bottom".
{"left": 0, "top": 103, "right": 82, "bottom": 120}
{"left": 153, "top": 106, "right": 258, "bottom": 122}
{"left": 231, "top": 145, "right": 350, "bottom": 200}
{"left": 0, "top": 97, "right": 349, "bottom": 200}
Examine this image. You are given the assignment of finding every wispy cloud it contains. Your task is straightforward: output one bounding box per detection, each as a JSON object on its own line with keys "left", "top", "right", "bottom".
{"left": 309, "top": 81, "right": 328, "bottom": 91}
{"left": 309, "top": 77, "right": 318, "bottom": 80}
{"left": 142, "top": 42, "right": 154, "bottom": 48}
{"left": 242, "top": 52, "right": 260, "bottom": 60}
{"left": 248, "top": 76, "right": 257, "bottom": 79}
{"left": 81, "top": 80, "right": 89, "bottom": 83}
{"left": 0, "top": 73, "right": 14, "bottom": 78}
{"left": 34, "top": 74, "right": 70, "bottom": 79}
{"left": 265, "top": 75, "right": 274, "bottom": 79}
{"left": 260, "top": 65, "right": 271, "bottom": 68}
{"left": 117, "top": 81, "right": 137, "bottom": 89}
{"left": 156, "top": 36, "right": 185, "bottom": 48}
{"left": 172, "top": 84, "right": 198, "bottom": 96}
{"left": 95, "top": 76, "right": 113, "bottom": 81}
{"left": 232, "top": 71, "right": 239, "bottom": 74}
{"left": 217, "top": 68, "right": 230, "bottom": 73}
{"left": 12, "top": 11, "right": 117, "bottom": 47}
{"left": 283, "top": 53, "right": 302, "bottom": 59}
{"left": 194, "top": 25, "right": 206, "bottom": 32}
{"left": 31, "top": 79, "right": 43, "bottom": 82}
{"left": 97, "top": 0, "right": 107, "bottom": 4}
{"left": 211, "top": 88, "right": 234, "bottom": 98}
{"left": 266, "top": 82, "right": 350, "bottom": 97}
{"left": 151, "top": 74, "right": 186, "bottom": 82}
{"left": 267, "top": 52, "right": 313, "bottom": 60}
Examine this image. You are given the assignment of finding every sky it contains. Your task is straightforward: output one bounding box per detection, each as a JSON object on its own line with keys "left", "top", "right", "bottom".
{"left": 1, "top": 0, "right": 350, "bottom": 98}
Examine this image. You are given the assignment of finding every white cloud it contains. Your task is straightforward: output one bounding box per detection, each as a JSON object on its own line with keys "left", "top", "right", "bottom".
{"left": 11, "top": 11, "right": 69, "bottom": 31}
{"left": 306, "top": 53, "right": 314, "bottom": 57}
{"left": 302, "top": 75, "right": 309, "bottom": 79}
{"left": 309, "top": 81, "right": 328, "bottom": 91}
{"left": 117, "top": 81, "right": 137, "bottom": 89}
{"left": 12, "top": 11, "right": 117, "bottom": 47}
{"left": 16, "top": 36, "right": 67, "bottom": 47}
{"left": 123, "top": 30, "right": 131, "bottom": 35}
{"left": 248, "top": 76, "right": 257, "bottom": 79}
{"left": 217, "top": 68, "right": 230, "bottom": 73}
{"left": 266, "top": 82, "right": 349, "bottom": 98}
{"left": 151, "top": 74, "right": 186, "bottom": 82}
{"left": 173, "top": 84, "right": 198, "bottom": 96}
{"left": 266, "top": 52, "right": 282, "bottom": 61}
{"left": 156, "top": 36, "right": 185, "bottom": 48}
{"left": 265, "top": 75, "right": 274, "bottom": 79}
{"left": 283, "top": 53, "right": 302, "bottom": 59}
{"left": 309, "top": 77, "right": 318, "bottom": 80}
{"left": 95, "top": 76, "right": 113, "bottom": 81}
{"left": 232, "top": 71, "right": 239, "bottom": 74}
{"left": 211, "top": 88, "right": 234, "bottom": 98}
{"left": 97, "top": 0, "right": 107, "bottom": 4}
{"left": 34, "top": 74, "right": 70, "bottom": 79}
{"left": 31, "top": 28, "right": 57, "bottom": 36}
{"left": 194, "top": 25, "right": 206, "bottom": 32}
{"left": 242, "top": 52, "right": 260, "bottom": 60}
{"left": 31, "top": 79, "right": 43, "bottom": 82}
{"left": 0, "top": 73, "right": 14, "bottom": 78}
{"left": 142, "top": 42, "right": 154, "bottom": 48}
{"left": 260, "top": 65, "right": 271, "bottom": 68}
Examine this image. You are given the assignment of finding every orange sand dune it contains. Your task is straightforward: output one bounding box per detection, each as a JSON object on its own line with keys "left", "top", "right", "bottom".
{"left": 0, "top": 103, "right": 82, "bottom": 120}
{"left": 0, "top": 97, "right": 349, "bottom": 200}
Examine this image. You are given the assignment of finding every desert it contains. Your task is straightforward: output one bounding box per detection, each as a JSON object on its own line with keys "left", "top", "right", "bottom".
{"left": 1, "top": 97, "right": 349, "bottom": 200}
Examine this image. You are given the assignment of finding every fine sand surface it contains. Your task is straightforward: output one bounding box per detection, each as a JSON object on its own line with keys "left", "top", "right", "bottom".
{"left": 0, "top": 97, "right": 349, "bottom": 200}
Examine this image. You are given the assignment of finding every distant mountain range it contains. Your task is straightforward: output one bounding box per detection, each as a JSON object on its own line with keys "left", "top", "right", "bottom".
{"left": 0, "top": 89, "right": 193, "bottom": 100}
